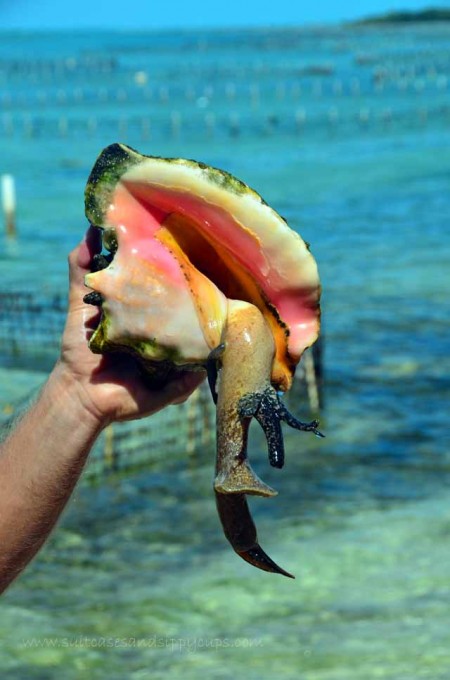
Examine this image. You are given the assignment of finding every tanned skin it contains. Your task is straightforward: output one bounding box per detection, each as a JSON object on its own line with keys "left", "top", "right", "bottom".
{"left": 0, "top": 227, "right": 203, "bottom": 594}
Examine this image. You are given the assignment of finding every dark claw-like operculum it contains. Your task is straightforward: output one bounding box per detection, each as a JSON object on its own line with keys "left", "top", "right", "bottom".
{"left": 215, "top": 492, "right": 294, "bottom": 578}
{"left": 239, "top": 386, "right": 324, "bottom": 469}
{"left": 254, "top": 391, "right": 285, "bottom": 469}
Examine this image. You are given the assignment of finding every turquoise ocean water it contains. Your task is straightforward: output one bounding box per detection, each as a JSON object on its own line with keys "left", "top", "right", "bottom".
{"left": 1, "top": 24, "right": 450, "bottom": 678}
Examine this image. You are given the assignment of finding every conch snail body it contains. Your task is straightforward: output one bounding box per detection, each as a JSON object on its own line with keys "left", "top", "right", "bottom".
{"left": 84, "top": 143, "right": 322, "bottom": 578}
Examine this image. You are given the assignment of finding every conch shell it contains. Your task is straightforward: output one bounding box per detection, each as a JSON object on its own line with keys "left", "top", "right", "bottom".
{"left": 84, "top": 143, "right": 322, "bottom": 578}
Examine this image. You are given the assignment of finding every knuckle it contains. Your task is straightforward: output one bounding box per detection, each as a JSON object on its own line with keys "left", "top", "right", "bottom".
{"left": 68, "top": 247, "right": 78, "bottom": 268}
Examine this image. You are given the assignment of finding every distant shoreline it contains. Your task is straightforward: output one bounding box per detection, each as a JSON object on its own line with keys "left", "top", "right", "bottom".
{"left": 353, "top": 8, "right": 450, "bottom": 25}
{"left": 1, "top": 9, "right": 450, "bottom": 34}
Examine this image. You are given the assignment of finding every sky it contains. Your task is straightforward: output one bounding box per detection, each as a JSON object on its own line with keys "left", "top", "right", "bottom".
{"left": 0, "top": 0, "right": 449, "bottom": 30}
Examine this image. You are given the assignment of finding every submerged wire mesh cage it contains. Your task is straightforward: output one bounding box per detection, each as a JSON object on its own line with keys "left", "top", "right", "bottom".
{"left": 0, "top": 288, "right": 321, "bottom": 480}
{"left": 0, "top": 289, "right": 66, "bottom": 359}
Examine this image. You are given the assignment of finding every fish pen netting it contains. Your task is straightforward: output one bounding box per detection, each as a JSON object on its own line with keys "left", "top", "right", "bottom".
{"left": 0, "top": 290, "right": 319, "bottom": 479}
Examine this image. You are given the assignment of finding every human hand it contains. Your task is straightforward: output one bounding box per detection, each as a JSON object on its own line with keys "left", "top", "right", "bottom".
{"left": 58, "top": 226, "right": 205, "bottom": 427}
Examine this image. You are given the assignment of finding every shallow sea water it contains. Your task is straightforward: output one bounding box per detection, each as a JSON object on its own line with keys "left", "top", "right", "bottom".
{"left": 1, "top": 24, "right": 450, "bottom": 678}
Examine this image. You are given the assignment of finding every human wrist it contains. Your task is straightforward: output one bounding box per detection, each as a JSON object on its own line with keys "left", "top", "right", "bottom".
{"left": 47, "top": 361, "right": 110, "bottom": 435}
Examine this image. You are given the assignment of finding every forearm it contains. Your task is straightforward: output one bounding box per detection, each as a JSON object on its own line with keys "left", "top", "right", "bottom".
{"left": 0, "top": 227, "right": 204, "bottom": 595}
{"left": 0, "top": 361, "right": 105, "bottom": 593}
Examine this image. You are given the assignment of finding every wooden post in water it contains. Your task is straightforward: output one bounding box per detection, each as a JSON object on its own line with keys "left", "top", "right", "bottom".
{"left": 276, "top": 83, "right": 286, "bottom": 100}
{"left": 186, "top": 388, "right": 201, "bottom": 457}
{"left": 170, "top": 111, "right": 181, "bottom": 137}
{"left": 291, "top": 82, "right": 301, "bottom": 99}
{"left": 229, "top": 112, "right": 240, "bottom": 137}
{"left": 225, "top": 82, "right": 236, "bottom": 100}
{"left": 2, "top": 114, "right": 13, "bottom": 136}
{"left": 303, "top": 350, "right": 320, "bottom": 414}
{"left": 104, "top": 423, "right": 115, "bottom": 470}
{"left": 58, "top": 116, "right": 68, "bottom": 137}
{"left": 290, "top": 337, "right": 324, "bottom": 414}
{"left": 328, "top": 106, "right": 339, "bottom": 128}
{"left": 159, "top": 86, "right": 169, "bottom": 103}
{"left": 204, "top": 112, "right": 215, "bottom": 137}
{"left": 118, "top": 117, "right": 128, "bottom": 137}
{"left": 311, "top": 336, "right": 324, "bottom": 411}
{"left": 295, "top": 107, "right": 306, "bottom": 131}
{"left": 350, "top": 77, "right": 360, "bottom": 96}
{"left": 1, "top": 174, "right": 17, "bottom": 238}
{"left": 358, "top": 107, "right": 370, "bottom": 127}
{"left": 23, "top": 116, "right": 34, "bottom": 138}
{"left": 333, "top": 79, "right": 343, "bottom": 96}
{"left": 141, "top": 117, "right": 151, "bottom": 140}
{"left": 87, "top": 117, "right": 97, "bottom": 135}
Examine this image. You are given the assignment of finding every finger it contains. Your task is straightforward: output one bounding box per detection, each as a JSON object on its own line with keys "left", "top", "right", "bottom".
{"left": 112, "top": 365, "right": 206, "bottom": 421}
{"left": 79, "top": 225, "right": 102, "bottom": 270}
{"left": 166, "top": 371, "right": 206, "bottom": 405}
{"left": 68, "top": 225, "right": 102, "bottom": 289}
